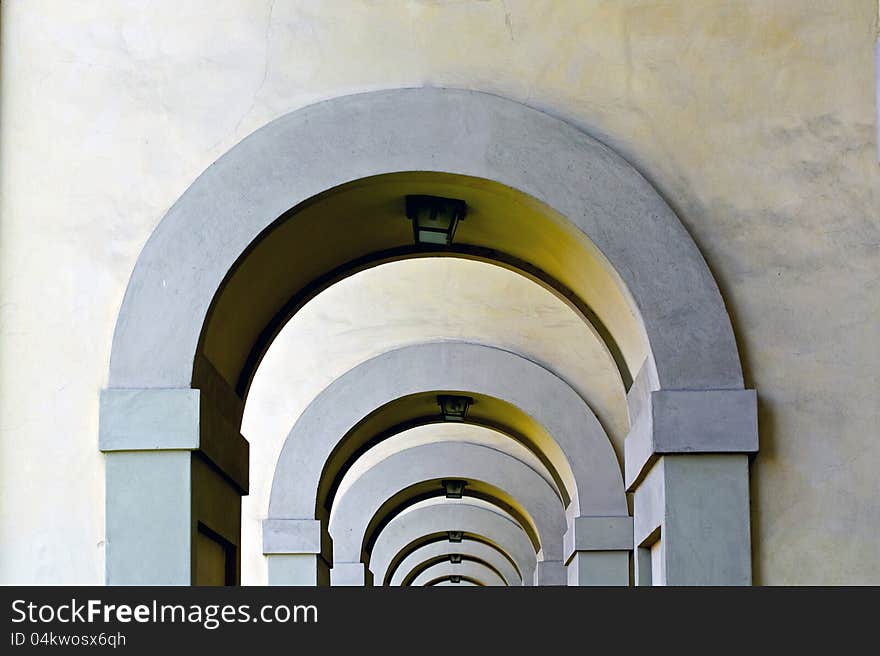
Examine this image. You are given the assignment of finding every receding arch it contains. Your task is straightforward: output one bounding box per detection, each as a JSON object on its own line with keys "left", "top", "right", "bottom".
{"left": 370, "top": 503, "right": 537, "bottom": 586}
{"left": 411, "top": 560, "right": 506, "bottom": 587}
{"left": 328, "top": 441, "right": 566, "bottom": 568}
{"left": 325, "top": 399, "right": 566, "bottom": 513}
{"left": 429, "top": 577, "right": 482, "bottom": 587}
{"left": 356, "top": 479, "right": 543, "bottom": 557}
{"left": 401, "top": 555, "right": 507, "bottom": 587}
{"left": 380, "top": 498, "right": 524, "bottom": 586}
{"left": 332, "top": 423, "right": 561, "bottom": 517}
{"left": 268, "top": 342, "right": 627, "bottom": 526}
{"left": 391, "top": 540, "right": 521, "bottom": 587}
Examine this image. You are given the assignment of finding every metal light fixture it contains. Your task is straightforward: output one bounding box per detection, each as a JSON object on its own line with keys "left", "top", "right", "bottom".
{"left": 405, "top": 194, "right": 467, "bottom": 246}
{"left": 448, "top": 531, "right": 463, "bottom": 543}
{"left": 442, "top": 479, "right": 467, "bottom": 499}
{"left": 449, "top": 554, "right": 462, "bottom": 564}
{"left": 437, "top": 394, "right": 473, "bottom": 422}
{"left": 449, "top": 575, "right": 462, "bottom": 584}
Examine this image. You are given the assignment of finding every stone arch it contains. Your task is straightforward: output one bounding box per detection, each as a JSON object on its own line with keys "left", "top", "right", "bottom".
{"left": 327, "top": 441, "right": 566, "bottom": 586}
{"left": 402, "top": 555, "right": 507, "bottom": 587}
{"left": 101, "top": 88, "right": 756, "bottom": 586}
{"left": 430, "top": 577, "right": 481, "bottom": 587}
{"left": 411, "top": 561, "right": 506, "bottom": 587}
{"left": 268, "top": 341, "right": 626, "bottom": 523}
{"left": 108, "top": 87, "right": 741, "bottom": 395}
{"left": 369, "top": 503, "right": 537, "bottom": 587}
{"left": 390, "top": 541, "right": 521, "bottom": 587}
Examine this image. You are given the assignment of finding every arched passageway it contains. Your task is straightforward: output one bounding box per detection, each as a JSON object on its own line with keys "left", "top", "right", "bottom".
{"left": 391, "top": 540, "right": 521, "bottom": 587}
{"left": 411, "top": 560, "right": 506, "bottom": 587}
{"left": 371, "top": 502, "right": 537, "bottom": 587}
{"left": 327, "top": 441, "right": 566, "bottom": 585}
{"left": 264, "top": 341, "right": 629, "bottom": 585}
{"left": 101, "top": 88, "right": 757, "bottom": 587}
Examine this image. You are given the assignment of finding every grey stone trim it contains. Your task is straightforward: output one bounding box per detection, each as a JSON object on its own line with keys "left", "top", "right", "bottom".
{"left": 625, "top": 389, "right": 758, "bottom": 490}
{"left": 99, "top": 389, "right": 200, "bottom": 451}
{"left": 105, "top": 451, "right": 192, "bottom": 585}
{"left": 566, "top": 552, "right": 630, "bottom": 586}
{"left": 262, "top": 519, "right": 332, "bottom": 563}
{"left": 632, "top": 455, "right": 752, "bottom": 585}
{"left": 267, "top": 554, "right": 330, "bottom": 586}
{"left": 329, "top": 562, "right": 372, "bottom": 587}
{"left": 533, "top": 560, "right": 566, "bottom": 586}
{"left": 563, "top": 515, "right": 633, "bottom": 564}
{"left": 99, "top": 388, "right": 249, "bottom": 493}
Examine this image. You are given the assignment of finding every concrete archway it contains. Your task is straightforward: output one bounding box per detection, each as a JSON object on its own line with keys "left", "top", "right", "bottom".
{"left": 411, "top": 561, "right": 506, "bottom": 587}
{"left": 108, "top": 88, "right": 742, "bottom": 394}
{"left": 431, "top": 578, "right": 481, "bottom": 587}
{"left": 402, "top": 555, "right": 506, "bottom": 587}
{"left": 391, "top": 541, "right": 521, "bottom": 587}
{"left": 265, "top": 342, "right": 635, "bottom": 585}
{"left": 277, "top": 341, "right": 625, "bottom": 521}
{"left": 327, "top": 441, "right": 566, "bottom": 586}
{"left": 101, "top": 88, "right": 756, "bottom": 586}
{"left": 369, "top": 503, "right": 537, "bottom": 587}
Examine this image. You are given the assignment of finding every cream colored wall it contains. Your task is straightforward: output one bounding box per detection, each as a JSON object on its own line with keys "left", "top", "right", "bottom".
{"left": 0, "top": 1, "right": 877, "bottom": 584}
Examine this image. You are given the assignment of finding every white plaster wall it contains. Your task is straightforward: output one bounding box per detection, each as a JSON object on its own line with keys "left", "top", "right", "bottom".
{"left": 0, "top": 0, "right": 878, "bottom": 584}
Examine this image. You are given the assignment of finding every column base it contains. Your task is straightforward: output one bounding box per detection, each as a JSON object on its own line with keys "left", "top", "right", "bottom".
{"left": 267, "top": 554, "right": 330, "bottom": 586}
{"left": 263, "top": 518, "right": 333, "bottom": 586}
{"left": 533, "top": 560, "right": 566, "bottom": 586}
{"left": 566, "top": 552, "right": 629, "bottom": 586}
{"left": 331, "top": 562, "right": 373, "bottom": 587}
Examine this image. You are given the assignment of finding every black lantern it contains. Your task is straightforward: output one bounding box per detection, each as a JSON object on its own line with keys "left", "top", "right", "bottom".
{"left": 405, "top": 194, "right": 467, "bottom": 246}
{"left": 449, "top": 554, "right": 462, "bottom": 564}
{"left": 448, "top": 531, "right": 463, "bottom": 543}
{"left": 437, "top": 394, "right": 473, "bottom": 421}
{"left": 442, "top": 479, "right": 467, "bottom": 499}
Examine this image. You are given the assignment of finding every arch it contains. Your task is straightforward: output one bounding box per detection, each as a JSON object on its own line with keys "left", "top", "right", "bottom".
{"left": 269, "top": 342, "right": 627, "bottom": 523}
{"left": 430, "top": 577, "right": 481, "bottom": 587}
{"left": 108, "top": 87, "right": 741, "bottom": 396}
{"left": 102, "top": 88, "right": 754, "bottom": 586}
{"left": 390, "top": 541, "right": 521, "bottom": 587}
{"left": 370, "top": 503, "right": 536, "bottom": 586}
{"left": 332, "top": 422, "right": 561, "bottom": 513}
{"left": 328, "top": 441, "right": 565, "bottom": 567}
{"left": 410, "top": 561, "right": 506, "bottom": 587}
{"left": 357, "top": 480, "right": 542, "bottom": 557}
{"left": 401, "top": 554, "right": 506, "bottom": 587}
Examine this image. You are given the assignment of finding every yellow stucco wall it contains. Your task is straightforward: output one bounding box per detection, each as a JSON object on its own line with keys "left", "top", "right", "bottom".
{"left": 0, "top": 0, "right": 877, "bottom": 584}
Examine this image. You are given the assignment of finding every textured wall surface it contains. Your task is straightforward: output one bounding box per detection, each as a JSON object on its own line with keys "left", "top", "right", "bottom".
{"left": 0, "top": 1, "right": 877, "bottom": 584}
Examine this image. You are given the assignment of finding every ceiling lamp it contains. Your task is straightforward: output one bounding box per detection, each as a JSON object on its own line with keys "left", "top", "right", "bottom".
{"left": 437, "top": 394, "right": 473, "bottom": 422}
{"left": 442, "top": 479, "right": 467, "bottom": 499}
{"left": 405, "top": 194, "right": 467, "bottom": 246}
